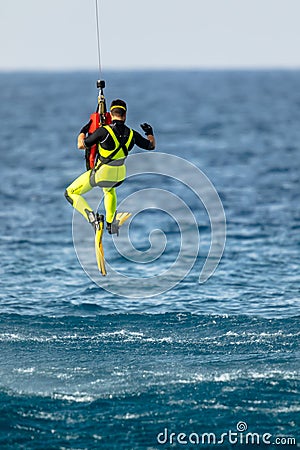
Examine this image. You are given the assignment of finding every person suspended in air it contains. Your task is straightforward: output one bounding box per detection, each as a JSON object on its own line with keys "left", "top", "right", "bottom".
{"left": 65, "top": 99, "right": 155, "bottom": 234}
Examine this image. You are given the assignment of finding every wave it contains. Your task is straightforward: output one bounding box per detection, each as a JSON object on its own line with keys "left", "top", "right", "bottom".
{"left": 0, "top": 312, "right": 298, "bottom": 449}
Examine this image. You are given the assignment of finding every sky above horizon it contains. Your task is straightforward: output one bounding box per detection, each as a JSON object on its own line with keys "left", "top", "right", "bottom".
{"left": 1, "top": 0, "right": 300, "bottom": 71}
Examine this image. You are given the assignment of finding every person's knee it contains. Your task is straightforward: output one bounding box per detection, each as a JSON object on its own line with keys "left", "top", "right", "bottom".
{"left": 64, "top": 189, "right": 73, "bottom": 205}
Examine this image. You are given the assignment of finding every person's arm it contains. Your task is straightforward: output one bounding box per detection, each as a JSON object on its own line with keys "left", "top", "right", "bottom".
{"left": 138, "top": 123, "right": 156, "bottom": 150}
{"left": 77, "top": 133, "right": 86, "bottom": 149}
{"left": 84, "top": 127, "right": 107, "bottom": 148}
{"left": 147, "top": 134, "right": 156, "bottom": 149}
{"left": 77, "top": 122, "right": 106, "bottom": 149}
{"left": 77, "top": 120, "right": 91, "bottom": 149}
{"left": 133, "top": 130, "right": 155, "bottom": 150}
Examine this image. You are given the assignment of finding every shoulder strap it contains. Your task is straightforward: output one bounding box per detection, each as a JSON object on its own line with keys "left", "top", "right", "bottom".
{"left": 98, "top": 126, "right": 132, "bottom": 164}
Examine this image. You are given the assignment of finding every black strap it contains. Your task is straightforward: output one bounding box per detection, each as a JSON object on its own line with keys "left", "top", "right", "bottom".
{"left": 85, "top": 147, "right": 92, "bottom": 170}
{"left": 98, "top": 130, "right": 129, "bottom": 166}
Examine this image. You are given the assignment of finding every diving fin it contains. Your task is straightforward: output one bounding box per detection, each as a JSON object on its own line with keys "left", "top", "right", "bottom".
{"left": 116, "top": 212, "right": 131, "bottom": 227}
{"left": 94, "top": 214, "right": 107, "bottom": 276}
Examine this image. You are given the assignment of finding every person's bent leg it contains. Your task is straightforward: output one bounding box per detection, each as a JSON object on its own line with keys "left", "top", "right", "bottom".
{"left": 65, "top": 170, "right": 95, "bottom": 223}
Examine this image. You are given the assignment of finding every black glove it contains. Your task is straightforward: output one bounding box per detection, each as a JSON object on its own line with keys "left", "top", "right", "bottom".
{"left": 80, "top": 119, "right": 92, "bottom": 135}
{"left": 140, "top": 123, "right": 153, "bottom": 136}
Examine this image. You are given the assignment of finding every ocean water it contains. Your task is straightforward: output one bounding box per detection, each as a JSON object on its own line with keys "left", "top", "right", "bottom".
{"left": 0, "top": 70, "right": 299, "bottom": 449}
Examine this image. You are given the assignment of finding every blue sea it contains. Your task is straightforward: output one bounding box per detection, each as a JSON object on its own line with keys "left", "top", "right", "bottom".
{"left": 0, "top": 70, "right": 299, "bottom": 449}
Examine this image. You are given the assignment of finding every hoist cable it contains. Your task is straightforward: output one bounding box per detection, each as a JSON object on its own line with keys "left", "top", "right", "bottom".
{"left": 95, "top": 0, "right": 102, "bottom": 77}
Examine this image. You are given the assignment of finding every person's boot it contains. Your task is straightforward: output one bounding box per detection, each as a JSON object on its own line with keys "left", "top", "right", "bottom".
{"left": 106, "top": 213, "right": 119, "bottom": 235}
{"left": 96, "top": 213, "right": 104, "bottom": 233}
{"left": 86, "top": 211, "right": 104, "bottom": 233}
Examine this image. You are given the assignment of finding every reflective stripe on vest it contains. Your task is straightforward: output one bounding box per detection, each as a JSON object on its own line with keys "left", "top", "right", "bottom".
{"left": 98, "top": 125, "right": 134, "bottom": 161}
